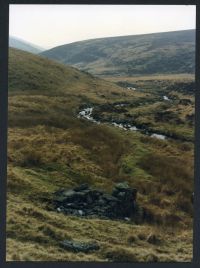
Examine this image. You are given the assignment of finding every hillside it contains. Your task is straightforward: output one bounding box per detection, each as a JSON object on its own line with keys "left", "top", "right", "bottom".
{"left": 7, "top": 48, "right": 193, "bottom": 261}
{"left": 9, "top": 36, "right": 45, "bottom": 54}
{"left": 41, "top": 30, "right": 195, "bottom": 77}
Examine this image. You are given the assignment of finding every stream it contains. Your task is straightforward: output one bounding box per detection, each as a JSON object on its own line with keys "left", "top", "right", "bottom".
{"left": 78, "top": 106, "right": 166, "bottom": 140}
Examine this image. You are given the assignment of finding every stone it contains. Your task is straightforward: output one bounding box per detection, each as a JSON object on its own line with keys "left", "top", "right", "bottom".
{"left": 53, "top": 182, "right": 138, "bottom": 220}
{"left": 60, "top": 240, "right": 100, "bottom": 253}
{"left": 103, "top": 194, "right": 118, "bottom": 203}
{"left": 86, "top": 195, "right": 93, "bottom": 204}
{"left": 62, "top": 190, "right": 76, "bottom": 198}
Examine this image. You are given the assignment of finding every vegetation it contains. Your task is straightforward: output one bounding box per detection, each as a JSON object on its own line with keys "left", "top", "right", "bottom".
{"left": 7, "top": 48, "right": 194, "bottom": 261}
{"left": 41, "top": 30, "right": 195, "bottom": 77}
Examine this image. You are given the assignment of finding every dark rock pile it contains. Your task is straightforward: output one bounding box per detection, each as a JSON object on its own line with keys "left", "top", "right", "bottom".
{"left": 53, "top": 182, "right": 138, "bottom": 220}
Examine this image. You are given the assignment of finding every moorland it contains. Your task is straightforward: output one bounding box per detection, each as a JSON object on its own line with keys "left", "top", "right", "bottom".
{"left": 7, "top": 30, "right": 194, "bottom": 261}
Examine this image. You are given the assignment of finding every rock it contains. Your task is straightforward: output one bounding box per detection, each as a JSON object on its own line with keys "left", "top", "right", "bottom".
{"left": 62, "top": 190, "right": 75, "bottom": 197}
{"left": 102, "top": 194, "right": 118, "bottom": 203}
{"left": 98, "top": 198, "right": 106, "bottom": 205}
{"left": 113, "top": 182, "right": 137, "bottom": 199}
{"left": 112, "top": 183, "right": 137, "bottom": 217}
{"left": 86, "top": 195, "right": 93, "bottom": 204}
{"left": 53, "top": 190, "right": 74, "bottom": 203}
{"left": 53, "top": 182, "right": 138, "bottom": 220}
{"left": 60, "top": 240, "right": 100, "bottom": 253}
{"left": 115, "top": 182, "right": 130, "bottom": 190}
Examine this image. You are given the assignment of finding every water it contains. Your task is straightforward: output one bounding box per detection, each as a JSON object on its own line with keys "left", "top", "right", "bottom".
{"left": 150, "top": 133, "right": 166, "bottom": 140}
{"left": 115, "top": 103, "right": 127, "bottom": 107}
{"left": 78, "top": 107, "right": 100, "bottom": 124}
{"left": 111, "top": 122, "right": 127, "bottom": 130}
{"left": 163, "top": 96, "right": 170, "bottom": 101}
{"left": 127, "top": 87, "right": 136, "bottom": 91}
{"left": 78, "top": 106, "right": 166, "bottom": 140}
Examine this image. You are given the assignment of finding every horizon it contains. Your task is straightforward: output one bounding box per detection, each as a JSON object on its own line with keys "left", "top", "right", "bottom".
{"left": 9, "top": 5, "right": 196, "bottom": 49}
{"left": 10, "top": 28, "right": 195, "bottom": 51}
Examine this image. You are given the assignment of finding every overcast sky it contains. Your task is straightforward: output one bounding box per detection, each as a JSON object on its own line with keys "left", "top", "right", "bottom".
{"left": 9, "top": 5, "right": 196, "bottom": 49}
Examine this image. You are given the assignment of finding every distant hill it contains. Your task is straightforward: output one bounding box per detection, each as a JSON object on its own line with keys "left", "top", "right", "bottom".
{"left": 41, "top": 30, "right": 195, "bottom": 77}
{"left": 9, "top": 36, "right": 45, "bottom": 54}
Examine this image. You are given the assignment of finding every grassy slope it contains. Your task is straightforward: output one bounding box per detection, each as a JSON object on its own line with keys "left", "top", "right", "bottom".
{"left": 41, "top": 30, "right": 195, "bottom": 76}
{"left": 7, "top": 48, "right": 193, "bottom": 261}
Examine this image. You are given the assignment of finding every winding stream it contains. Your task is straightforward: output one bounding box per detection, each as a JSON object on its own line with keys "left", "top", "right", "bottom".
{"left": 78, "top": 106, "right": 166, "bottom": 140}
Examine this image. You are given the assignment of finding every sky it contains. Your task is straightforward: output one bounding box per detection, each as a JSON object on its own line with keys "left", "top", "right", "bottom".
{"left": 9, "top": 5, "right": 196, "bottom": 49}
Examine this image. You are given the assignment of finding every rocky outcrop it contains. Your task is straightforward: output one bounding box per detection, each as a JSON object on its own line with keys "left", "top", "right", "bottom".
{"left": 53, "top": 182, "right": 138, "bottom": 220}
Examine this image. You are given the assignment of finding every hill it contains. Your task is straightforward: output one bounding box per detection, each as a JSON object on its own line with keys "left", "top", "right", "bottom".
{"left": 7, "top": 48, "right": 193, "bottom": 261}
{"left": 41, "top": 30, "right": 195, "bottom": 77}
{"left": 9, "top": 36, "right": 45, "bottom": 54}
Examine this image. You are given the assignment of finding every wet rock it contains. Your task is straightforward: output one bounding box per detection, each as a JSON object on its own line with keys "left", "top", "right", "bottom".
{"left": 60, "top": 240, "right": 100, "bottom": 253}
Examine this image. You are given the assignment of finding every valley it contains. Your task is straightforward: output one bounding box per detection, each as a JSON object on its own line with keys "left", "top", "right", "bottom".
{"left": 7, "top": 40, "right": 194, "bottom": 261}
